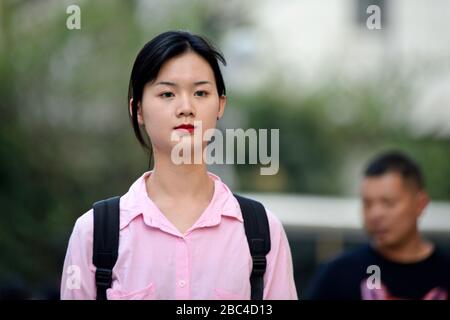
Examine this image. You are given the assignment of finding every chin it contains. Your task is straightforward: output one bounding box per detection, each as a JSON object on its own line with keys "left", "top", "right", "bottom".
{"left": 372, "top": 234, "right": 395, "bottom": 248}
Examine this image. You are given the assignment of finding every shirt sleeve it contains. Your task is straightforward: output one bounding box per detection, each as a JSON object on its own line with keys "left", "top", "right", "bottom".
{"left": 263, "top": 208, "right": 298, "bottom": 300}
{"left": 60, "top": 210, "right": 96, "bottom": 300}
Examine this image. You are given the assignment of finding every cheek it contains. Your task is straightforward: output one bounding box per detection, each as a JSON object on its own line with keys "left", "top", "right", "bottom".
{"left": 141, "top": 95, "right": 167, "bottom": 121}
{"left": 140, "top": 100, "right": 173, "bottom": 140}
{"left": 198, "top": 99, "right": 219, "bottom": 126}
{"left": 391, "top": 203, "right": 416, "bottom": 230}
{"left": 200, "top": 116, "right": 217, "bottom": 131}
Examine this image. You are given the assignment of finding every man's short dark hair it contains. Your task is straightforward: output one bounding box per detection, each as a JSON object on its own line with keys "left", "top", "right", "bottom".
{"left": 364, "top": 151, "right": 425, "bottom": 190}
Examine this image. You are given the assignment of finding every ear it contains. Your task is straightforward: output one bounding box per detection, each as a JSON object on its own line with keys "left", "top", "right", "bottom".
{"left": 217, "top": 95, "right": 227, "bottom": 120}
{"left": 415, "top": 190, "right": 430, "bottom": 218}
{"left": 129, "top": 98, "right": 145, "bottom": 125}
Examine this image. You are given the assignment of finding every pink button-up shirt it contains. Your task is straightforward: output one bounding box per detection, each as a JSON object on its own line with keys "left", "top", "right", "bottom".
{"left": 60, "top": 171, "right": 298, "bottom": 300}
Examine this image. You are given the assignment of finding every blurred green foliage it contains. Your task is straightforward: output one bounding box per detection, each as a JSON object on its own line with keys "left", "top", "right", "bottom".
{"left": 232, "top": 79, "right": 450, "bottom": 197}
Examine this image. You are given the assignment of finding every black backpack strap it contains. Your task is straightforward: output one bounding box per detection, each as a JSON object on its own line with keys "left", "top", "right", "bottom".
{"left": 92, "top": 196, "right": 120, "bottom": 300}
{"left": 233, "top": 194, "right": 271, "bottom": 300}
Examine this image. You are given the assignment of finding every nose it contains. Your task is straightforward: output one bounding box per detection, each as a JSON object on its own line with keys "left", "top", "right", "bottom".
{"left": 176, "top": 94, "right": 195, "bottom": 118}
{"left": 366, "top": 205, "right": 386, "bottom": 227}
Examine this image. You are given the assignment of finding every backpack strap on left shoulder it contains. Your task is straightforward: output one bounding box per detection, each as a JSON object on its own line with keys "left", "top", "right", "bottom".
{"left": 233, "top": 193, "right": 271, "bottom": 300}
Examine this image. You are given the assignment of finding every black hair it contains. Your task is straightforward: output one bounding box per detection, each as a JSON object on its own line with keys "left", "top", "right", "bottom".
{"left": 364, "top": 151, "right": 425, "bottom": 190}
{"left": 127, "top": 30, "right": 227, "bottom": 168}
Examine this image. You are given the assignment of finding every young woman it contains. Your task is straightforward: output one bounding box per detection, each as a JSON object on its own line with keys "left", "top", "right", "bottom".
{"left": 60, "top": 30, "right": 297, "bottom": 300}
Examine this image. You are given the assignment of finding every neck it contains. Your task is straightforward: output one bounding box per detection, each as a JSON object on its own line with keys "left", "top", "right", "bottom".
{"left": 146, "top": 150, "right": 214, "bottom": 201}
{"left": 374, "top": 231, "right": 434, "bottom": 263}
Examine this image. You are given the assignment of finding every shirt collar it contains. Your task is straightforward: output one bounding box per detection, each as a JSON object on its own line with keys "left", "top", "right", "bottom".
{"left": 119, "top": 171, "right": 243, "bottom": 231}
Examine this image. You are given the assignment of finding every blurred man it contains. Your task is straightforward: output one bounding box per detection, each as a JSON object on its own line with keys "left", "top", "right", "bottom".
{"left": 306, "top": 151, "right": 450, "bottom": 300}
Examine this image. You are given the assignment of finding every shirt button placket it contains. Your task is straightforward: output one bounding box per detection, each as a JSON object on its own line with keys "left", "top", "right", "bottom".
{"left": 175, "top": 237, "right": 189, "bottom": 299}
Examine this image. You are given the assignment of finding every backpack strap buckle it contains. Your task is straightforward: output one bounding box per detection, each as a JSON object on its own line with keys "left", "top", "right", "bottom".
{"left": 95, "top": 268, "right": 113, "bottom": 288}
{"left": 251, "top": 255, "right": 267, "bottom": 277}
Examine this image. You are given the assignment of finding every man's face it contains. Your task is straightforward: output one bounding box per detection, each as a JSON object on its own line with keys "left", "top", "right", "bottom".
{"left": 361, "top": 172, "right": 428, "bottom": 249}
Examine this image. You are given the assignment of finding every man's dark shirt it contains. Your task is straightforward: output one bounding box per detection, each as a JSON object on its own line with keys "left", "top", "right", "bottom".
{"left": 306, "top": 244, "right": 450, "bottom": 300}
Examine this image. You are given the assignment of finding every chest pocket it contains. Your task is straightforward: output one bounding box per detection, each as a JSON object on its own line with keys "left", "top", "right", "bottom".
{"left": 107, "top": 282, "right": 155, "bottom": 300}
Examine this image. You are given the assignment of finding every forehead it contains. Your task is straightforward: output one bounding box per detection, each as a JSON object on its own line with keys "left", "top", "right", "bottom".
{"left": 155, "top": 51, "right": 215, "bottom": 82}
{"left": 361, "top": 172, "right": 409, "bottom": 196}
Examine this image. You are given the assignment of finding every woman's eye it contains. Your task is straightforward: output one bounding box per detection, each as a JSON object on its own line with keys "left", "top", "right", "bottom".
{"left": 195, "top": 90, "right": 208, "bottom": 97}
{"left": 160, "top": 92, "right": 174, "bottom": 98}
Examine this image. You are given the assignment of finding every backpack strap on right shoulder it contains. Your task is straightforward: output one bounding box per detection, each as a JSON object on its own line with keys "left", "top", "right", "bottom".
{"left": 92, "top": 196, "right": 120, "bottom": 300}
{"left": 233, "top": 194, "right": 271, "bottom": 300}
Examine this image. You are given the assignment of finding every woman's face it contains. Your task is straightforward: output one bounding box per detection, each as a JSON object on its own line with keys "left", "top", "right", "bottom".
{"left": 134, "top": 51, "right": 226, "bottom": 161}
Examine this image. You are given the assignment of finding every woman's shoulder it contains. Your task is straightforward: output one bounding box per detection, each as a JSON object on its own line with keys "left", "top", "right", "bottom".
{"left": 260, "top": 205, "right": 283, "bottom": 230}
{"left": 232, "top": 194, "right": 286, "bottom": 237}
{"left": 71, "top": 208, "right": 94, "bottom": 238}
{"left": 72, "top": 171, "right": 148, "bottom": 234}
{"left": 262, "top": 206, "right": 288, "bottom": 244}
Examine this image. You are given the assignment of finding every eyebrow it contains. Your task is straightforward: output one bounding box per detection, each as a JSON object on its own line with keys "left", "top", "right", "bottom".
{"left": 194, "top": 81, "right": 212, "bottom": 86}
{"left": 154, "top": 80, "right": 212, "bottom": 87}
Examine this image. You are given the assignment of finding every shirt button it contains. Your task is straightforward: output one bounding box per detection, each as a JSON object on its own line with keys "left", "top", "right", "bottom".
{"left": 178, "top": 280, "right": 186, "bottom": 288}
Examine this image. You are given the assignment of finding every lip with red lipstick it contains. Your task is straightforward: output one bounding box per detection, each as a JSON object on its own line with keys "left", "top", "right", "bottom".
{"left": 174, "top": 123, "right": 195, "bottom": 133}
